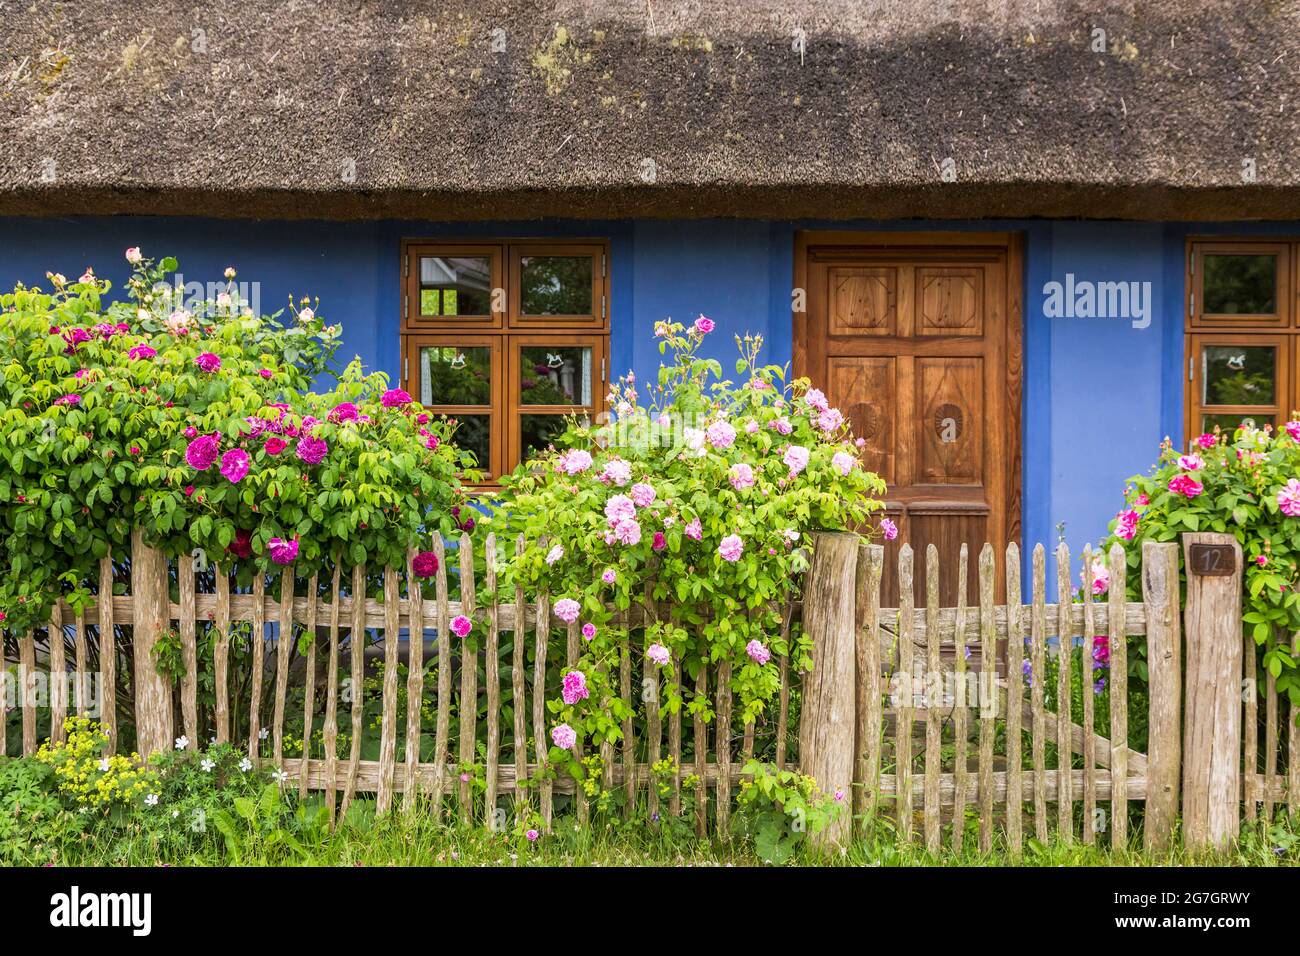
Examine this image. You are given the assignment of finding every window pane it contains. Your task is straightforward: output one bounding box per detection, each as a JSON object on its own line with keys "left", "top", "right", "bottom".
{"left": 519, "top": 346, "right": 593, "bottom": 405}
{"left": 1203, "top": 254, "right": 1277, "bottom": 314}
{"left": 419, "top": 346, "right": 491, "bottom": 406}
{"left": 519, "top": 256, "right": 593, "bottom": 316}
{"left": 419, "top": 257, "right": 492, "bottom": 316}
{"left": 1202, "top": 344, "right": 1276, "bottom": 406}
{"left": 1203, "top": 413, "right": 1274, "bottom": 433}
{"left": 442, "top": 414, "right": 490, "bottom": 469}
{"left": 520, "top": 413, "right": 586, "bottom": 461}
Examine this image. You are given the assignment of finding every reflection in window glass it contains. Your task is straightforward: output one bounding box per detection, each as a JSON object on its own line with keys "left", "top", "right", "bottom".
{"left": 1203, "top": 413, "right": 1274, "bottom": 434}
{"left": 419, "top": 257, "right": 492, "bottom": 316}
{"left": 519, "top": 346, "right": 592, "bottom": 405}
{"left": 419, "top": 346, "right": 491, "bottom": 405}
{"left": 444, "top": 414, "right": 490, "bottom": 469}
{"left": 519, "top": 256, "right": 593, "bottom": 315}
{"left": 521, "top": 413, "right": 586, "bottom": 461}
{"left": 1203, "top": 254, "right": 1277, "bottom": 315}
{"left": 1202, "top": 345, "right": 1275, "bottom": 406}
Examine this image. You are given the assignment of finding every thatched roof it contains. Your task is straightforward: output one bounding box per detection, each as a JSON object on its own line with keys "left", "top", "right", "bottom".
{"left": 2, "top": 0, "right": 1299, "bottom": 221}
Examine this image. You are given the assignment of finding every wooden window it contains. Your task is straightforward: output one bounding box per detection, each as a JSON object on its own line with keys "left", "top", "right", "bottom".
{"left": 400, "top": 239, "right": 610, "bottom": 483}
{"left": 1185, "top": 240, "right": 1300, "bottom": 440}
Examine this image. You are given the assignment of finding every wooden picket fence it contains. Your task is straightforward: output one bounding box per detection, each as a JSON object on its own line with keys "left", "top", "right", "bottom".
{"left": 0, "top": 528, "right": 1258, "bottom": 852}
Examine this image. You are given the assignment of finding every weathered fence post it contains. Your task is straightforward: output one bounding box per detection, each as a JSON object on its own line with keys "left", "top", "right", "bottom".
{"left": 1180, "top": 532, "right": 1242, "bottom": 852}
{"left": 131, "top": 528, "right": 174, "bottom": 757}
{"left": 1142, "top": 540, "right": 1181, "bottom": 853}
{"left": 798, "top": 531, "right": 860, "bottom": 849}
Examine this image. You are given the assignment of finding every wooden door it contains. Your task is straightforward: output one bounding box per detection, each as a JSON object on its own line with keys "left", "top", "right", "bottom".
{"left": 796, "top": 233, "right": 1023, "bottom": 608}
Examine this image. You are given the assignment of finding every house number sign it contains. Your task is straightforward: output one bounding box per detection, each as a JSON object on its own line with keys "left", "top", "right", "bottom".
{"left": 1187, "top": 543, "right": 1236, "bottom": 577}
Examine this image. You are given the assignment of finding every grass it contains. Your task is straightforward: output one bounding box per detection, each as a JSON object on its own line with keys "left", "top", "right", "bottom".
{"left": 27, "top": 798, "right": 1300, "bottom": 867}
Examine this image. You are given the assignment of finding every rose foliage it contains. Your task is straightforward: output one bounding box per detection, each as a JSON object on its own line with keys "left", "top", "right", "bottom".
{"left": 1102, "top": 423, "right": 1300, "bottom": 701}
{"left": 494, "top": 320, "right": 886, "bottom": 777}
{"left": 0, "top": 252, "right": 473, "bottom": 632}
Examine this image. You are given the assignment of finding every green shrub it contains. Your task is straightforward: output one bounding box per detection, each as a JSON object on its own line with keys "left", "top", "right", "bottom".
{"left": 493, "top": 319, "right": 886, "bottom": 775}
{"left": 0, "top": 251, "right": 475, "bottom": 630}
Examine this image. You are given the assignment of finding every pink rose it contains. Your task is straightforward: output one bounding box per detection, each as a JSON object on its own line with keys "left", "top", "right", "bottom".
{"left": 783, "top": 445, "right": 810, "bottom": 476}
{"left": 551, "top": 723, "right": 577, "bottom": 750}
{"left": 831, "top": 451, "right": 855, "bottom": 476}
{"left": 719, "top": 534, "right": 744, "bottom": 562}
{"left": 219, "top": 448, "right": 250, "bottom": 483}
{"left": 880, "top": 518, "right": 898, "bottom": 541}
{"left": 1169, "top": 474, "right": 1203, "bottom": 498}
{"left": 581, "top": 622, "right": 597, "bottom": 640}
{"left": 451, "top": 614, "right": 472, "bottom": 638}
{"left": 804, "top": 388, "right": 829, "bottom": 413}
{"left": 647, "top": 643, "right": 671, "bottom": 667}
{"left": 630, "top": 482, "right": 656, "bottom": 507}
{"left": 1115, "top": 509, "right": 1139, "bottom": 540}
{"left": 296, "top": 435, "right": 329, "bottom": 465}
{"left": 706, "top": 420, "right": 736, "bottom": 449}
{"left": 264, "top": 437, "right": 287, "bottom": 456}
{"left": 746, "top": 640, "right": 771, "bottom": 665}
{"left": 729, "top": 463, "right": 755, "bottom": 490}
{"left": 604, "top": 494, "right": 637, "bottom": 523}
{"left": 381, "top": 389, "right": 412, "bottom": 407}
{"left": 1278, "top": 478, "right": 1300, "bottom": 517}
{"left": 601, "top": 568, "right": 616, "bottom": 585}
{"left": 685, "top": 518, "right": 703, "bottom": 541}
{"left": 559, "top": 449, "right": 593, "bottom": 475}
{"left": 554, "top": 598, "right": 581, "bottom": 624}
{"left": 561, "top": 670, "right": 589, "bottom": 705}
{"left": 693, "top": 315, "right": 715, "bottom": 335}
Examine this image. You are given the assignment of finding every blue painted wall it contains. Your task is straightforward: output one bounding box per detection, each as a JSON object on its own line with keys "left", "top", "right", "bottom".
{"left": 0, "top": 214, "right": 1286, "bottom": 561}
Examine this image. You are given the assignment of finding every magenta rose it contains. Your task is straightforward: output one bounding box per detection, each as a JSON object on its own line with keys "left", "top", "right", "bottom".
{"left": 329, "top": 402, "right": 359, "bottom": 423}
{"left": 195, "top": 352, "right": 222, "bottom": 373}
{"left": 219, "top": 448, "right": 250, "bottom": 483}
{"left": 296, "top": 435, "right": 328, "bottom": 465}
{"left": 185, "top": 434, "right": 220, "bottom": 471}
{"left": 381, "top": 389, "right": 412, "bottom": 408}
{"left": 268, "top": 537, "right": 299, "bottom": 565}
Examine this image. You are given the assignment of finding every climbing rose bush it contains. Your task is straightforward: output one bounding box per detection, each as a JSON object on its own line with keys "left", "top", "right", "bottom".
{"left": 0, "top": 251, "right": 473, "bottom": 631}
{"left": 1102, "top": 423, "right": 1300, "bottom": 700}
{"left": 495, "top": 320, "right": 885, "bottom": 776}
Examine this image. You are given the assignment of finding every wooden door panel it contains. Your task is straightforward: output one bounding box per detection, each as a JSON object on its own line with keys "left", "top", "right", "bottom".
{"left": 828, "top": 266, "right": 897, "bottom": 336}
{"left": 917, "top": 267, "right": 984, "bottom": 336}
{"left": 828, "top": 356, "right": 896, "bottom": 484}
{"left": 916, "top": 356, "right": 983, "bottom": 484}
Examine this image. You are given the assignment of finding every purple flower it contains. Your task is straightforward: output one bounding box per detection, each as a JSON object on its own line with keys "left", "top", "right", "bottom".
{"left": 381, "top": 389, "right": 412, "bottom": 408}
{"left": 413, "top": 552, "right": 439, "bottom": 578}
{"left": 880, "top": 518, "right": 898, "bottom": 541}
{"left": 128, "top": 344, "right": 157, "bottom": 360}
{"left": 195, "top": 352, "right": 222, "bottom": 373}
{"left": 1021, "top": 658, "right": 1033, "bottom": 688}
{"left": 219, "top": 448, "right": 250, "bottom": 483}
{"left": 185, "top": 434, "right": 220, "bottom": 471}
{"left": 296, "top": 435, "right": 328, "bottom": 465}
{"left": 53, "top": 393, "right": 81, "bottom": 407}
{"left": 267, "top": 537, "right": 299, "bottom": 565}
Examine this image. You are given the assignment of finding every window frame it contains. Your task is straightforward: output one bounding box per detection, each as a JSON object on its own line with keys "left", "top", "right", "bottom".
{"left": 1189, "top": 240, "right": 1291, "bottom": 330}
{"left": 403, "top": 242, "right": 504, "bottom": 330}
{"left": 400, "top": 237, "right": 611, "bottom": 485}
{"left": 1185, "top": 238, "right": 1300, "bottom": 443}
